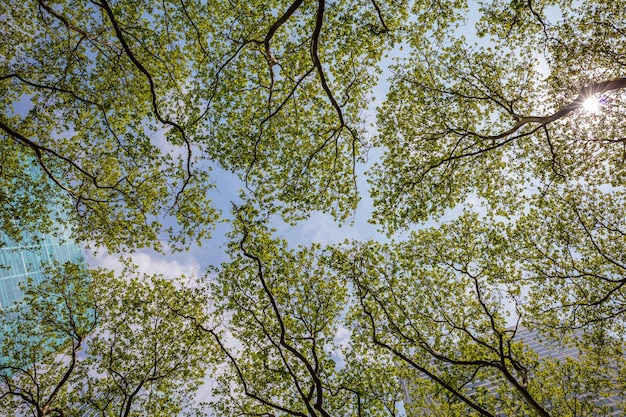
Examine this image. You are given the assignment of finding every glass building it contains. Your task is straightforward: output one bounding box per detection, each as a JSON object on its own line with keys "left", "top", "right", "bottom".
{"left": 402, "top": 326, "right": 624, "bottom": 416}
{"left": 1, "top": 158, "right": 85, "bottom": 310}
{"left": 0, "top": 225, "right": 84, "bottom": 310}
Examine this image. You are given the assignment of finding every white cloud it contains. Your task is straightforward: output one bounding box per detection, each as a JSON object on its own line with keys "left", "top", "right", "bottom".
{"left": 85, "top": 247, "right": 200, "bottom": 281}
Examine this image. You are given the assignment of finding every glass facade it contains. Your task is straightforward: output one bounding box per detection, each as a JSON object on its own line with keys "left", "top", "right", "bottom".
{"left": 1, "top": 160, "right": 85, "bottom": 310}
{"left": 0, "top": 225, "right": 84, "bottom": 310}
{"left": 402, "top": 326, "right": 624, "bottom": 416}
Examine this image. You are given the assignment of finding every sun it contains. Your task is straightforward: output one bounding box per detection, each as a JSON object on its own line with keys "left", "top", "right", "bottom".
{"left": 582, "top": 96, "right": 601, "bottom": 113}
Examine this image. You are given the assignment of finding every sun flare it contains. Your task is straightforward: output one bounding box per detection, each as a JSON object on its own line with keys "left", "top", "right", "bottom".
{"left": 582, "top": 96, "right": 600, "bottom": 113}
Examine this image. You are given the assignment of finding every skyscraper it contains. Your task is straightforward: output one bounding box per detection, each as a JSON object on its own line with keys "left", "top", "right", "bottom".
{"left": 1, "top": 155, "right": 85, "bottom": 311}
{"left": 0, "top": 224, "right": 84, "bottom": 310}
{"left": 402, "top": 326, "right": 624, "bottom": 416}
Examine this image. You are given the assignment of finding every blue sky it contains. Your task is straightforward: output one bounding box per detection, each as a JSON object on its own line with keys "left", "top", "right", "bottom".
{"left": 8, "top": 3, "right": 569, "bottom": 413}
{"left": 85, "top": 45, "right": 399, "bottom": 277}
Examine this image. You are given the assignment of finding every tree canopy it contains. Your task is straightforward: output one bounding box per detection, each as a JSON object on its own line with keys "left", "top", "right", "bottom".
{"left": 2, "top": 0, "right": 626, "bottom": 416}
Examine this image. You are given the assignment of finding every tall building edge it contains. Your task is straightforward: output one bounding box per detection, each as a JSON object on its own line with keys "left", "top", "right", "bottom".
{"left": 0, "top": 223, "right": 85, "bottom": 311}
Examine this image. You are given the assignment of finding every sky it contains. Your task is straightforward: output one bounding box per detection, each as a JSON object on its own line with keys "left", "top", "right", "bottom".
{"left": 77, "top": 35, "right": 406, "bottom": 415}
{"left": 6, "top": 2, "right": 572, "bottom": 413}
{"left": 85, "top": 49, "right": 399, "bottom": 278}
{"left": 83, "top": 1, "right": 503, "bottom": 280}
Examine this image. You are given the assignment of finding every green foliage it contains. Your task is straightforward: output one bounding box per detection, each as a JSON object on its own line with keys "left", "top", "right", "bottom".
{"left": 0, "top": 0, "right": 411, "bottom": 252}
{"left": 206, "top": 205, "right": 401, "bottom": 416}
{"left": 371, "top": 0, "right": 626, "bottom": 231}
{"left": 2, "top": 0, "right": 626, "bottom": 416}
{"left": 0, "top": 144, "right": 62, "bottom": 242}
{"left": 80, "top": 268, "right": 212, "bottom": 417}
{"left": 0, "top": 262, "right": 97, "bottom": 417}
{"left": 0, "top": 264, "right": 213, "bottom": 417}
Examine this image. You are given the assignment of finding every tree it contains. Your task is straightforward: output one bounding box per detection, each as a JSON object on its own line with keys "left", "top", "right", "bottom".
{"left": 203, "top": 205, "right": 402, "bottom": 417}
{"left": 3, "top": 0, "right": 626, "bottom": 416}
{"left": 331, "top": 214, "right": 626, "bottom": 416}
{"left": 79, "top": 267, "right": 212, "bottom": 417}
{"left": 0, "top": 0, "right": 409, "bottom": 252}
{"left": 372, "top": 0, "right": 626, "bottom": 230}
{"left": 0, "top": 263, "right": 213, "bottom": 417}
{"left": 363, "top": 1, "right": 626, "bottom": 412}
{"left": 0, "top": 262, "right": 97, "bottom": 417}
{"left": 203, "top": 201, "right": 626, "bottom": 416}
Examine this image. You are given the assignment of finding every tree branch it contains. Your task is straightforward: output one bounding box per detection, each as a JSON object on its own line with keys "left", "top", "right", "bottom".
{"left": 93, "top": 0, "right": 193, "bottom": 205}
